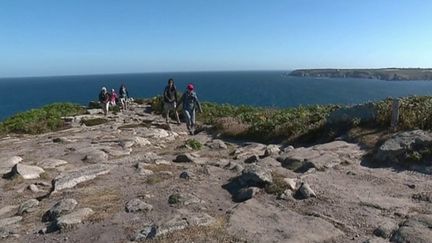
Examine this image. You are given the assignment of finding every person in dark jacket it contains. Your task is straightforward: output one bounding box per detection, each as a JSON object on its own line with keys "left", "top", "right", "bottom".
{"left": 163, "top": 79, "right": 181, "bottom": 124}
{"left": 98, "top": 87, "right": 110, "bottom": 116}
{"left": 119, "top": 83, "right": 129, "bottom": 110}
{"left": 178, "top": 83, "right": 202, "bottom": 135}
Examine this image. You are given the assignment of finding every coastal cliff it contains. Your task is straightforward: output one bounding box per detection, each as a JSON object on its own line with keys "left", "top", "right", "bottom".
{"left": 290, "top": 68, "right": 432, "bottom": 81}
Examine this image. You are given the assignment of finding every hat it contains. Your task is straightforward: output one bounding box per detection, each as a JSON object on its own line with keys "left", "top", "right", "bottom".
{"left": 102, "top": 87, "right": 107, "bottom": 91}
{"left": 187, "top": 83, "right": 194, "bottom": 91}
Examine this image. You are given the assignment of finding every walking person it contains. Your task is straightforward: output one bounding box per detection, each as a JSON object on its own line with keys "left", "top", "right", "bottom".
{"left": 110, "top": 88, "right": 118, "bottom": 107}
{"left": 178, "top": 83, "right": 202, "bottom": 135}
{"left": 98, "top": 87, "right": 110, "bottom": 116}
{"left": 163, "top": 79, "right": 181, "bottom": 124}
{"left": 119, "top": 83, "right": 129, "bottom": 111}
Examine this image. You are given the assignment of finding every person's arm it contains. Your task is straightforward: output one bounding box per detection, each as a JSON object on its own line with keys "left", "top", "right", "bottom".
{"left": 194, "top": 94, "right": 203, "bottom": 113}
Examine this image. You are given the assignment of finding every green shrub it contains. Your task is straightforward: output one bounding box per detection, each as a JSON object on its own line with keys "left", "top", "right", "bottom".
{"left": 185, "top": 139, "right": 202, "bottom": 150}
{"left": 168, "top": 194, "right": 181, "bottom": 204}
{"left": 0, "top": 103, "right": 85, "bottom": 135}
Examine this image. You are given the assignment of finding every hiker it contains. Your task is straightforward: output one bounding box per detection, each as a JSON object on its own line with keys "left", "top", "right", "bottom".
{"left": 110, "top": 89, "right": 118, "bottom": 106}
{"left": 178, "top": 83, "right": 202, "bottom": 135}
{"left": 119, "top": 83, "right": 129, "bottom": 110}
{"left": 163, "top": 78, "right": 181, "bottom": 124}
{"left": 98, "top": 87, "right": 110, "bottom": 116}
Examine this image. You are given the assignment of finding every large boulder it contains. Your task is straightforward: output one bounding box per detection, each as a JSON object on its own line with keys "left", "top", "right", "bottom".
{"left": 277, "top": 141, "right": 364, "bottom": 172}
{"left": 238, "top": 164, "right": 272, "bottom": 187}
{"left": 227, "top": 199, "right": 344, "bottom": 242}
{"left": 43, "top": 199, "right": 78, "bottom": 222}
{"left": 53, "top": 164, "right": 112, "bottom": 192}
{"left": 0, "top": 156, "right": 22, "bottom": 175}
{"left": 375, "top": 130, "right": 432, "bottom": 164}
{"left": 10, "top": 164, "right": 45, "bottom": 180}
{"left": 54, "top": 208, "right": 94, "bottom": 231}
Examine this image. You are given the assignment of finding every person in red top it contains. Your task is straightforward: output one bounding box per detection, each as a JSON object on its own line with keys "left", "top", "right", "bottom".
{"left": 110, "top": 89, "right": 118, "bottom": 106}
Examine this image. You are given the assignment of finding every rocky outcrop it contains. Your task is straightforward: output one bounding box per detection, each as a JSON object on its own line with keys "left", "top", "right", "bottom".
{"left": 391, "top": 214, "right": 432, "bottom": 242}
{"left": 0, "top": 156, "right": 22, "bottom": 175}
{"left": 9, "top": 164, "right": 45, "bottom": 179}
{"left": 54, "top": 208, "right": 94, "bottom": 231}
{"left": 375, "top": 130, "right": 432, "bottom": 164}
{"left": 277, "top": 141, "right": 364, "bottom": 172}
{"left": 53, "top": 164, "right": 112, "bottom": 192}
{"left": 43, "top": 199, "right": 78, "bottom": 222}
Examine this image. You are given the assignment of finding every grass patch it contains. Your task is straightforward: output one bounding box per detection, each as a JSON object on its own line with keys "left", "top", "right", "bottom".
{"left": 80, "top": 118, "right": 109, "bottom": 126}
{"left": 168, "top": 194, "right": 181, "bottom": 204}
{"left": 79, "top": 187, "right": 121, "bottom": 222}
{"left": 264, "top": 172, "right": 289, "bottom": 196}
{"left": 0, "top": 103, "right": 85, "bottom": 135}
{"left": 185, "top": 139, "right": 203, "bottom": 150}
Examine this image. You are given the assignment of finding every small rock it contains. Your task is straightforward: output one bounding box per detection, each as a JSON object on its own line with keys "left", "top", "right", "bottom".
{"left": 154, "top": 159, "right": 171, "bottom": 165}
{"left": 206, "top": 139, "right": 228, "bottom": 150}
{"left": 283, "top": 178, "right": 297, "bottom": 191}
{"left": 238, "top": 164, "right": 272, "bottom": 187}
{"left": 373, "top": 219, "right": 398, "bottom": 239}
{"left": 0, "top": 156, "right": 22, "bottom": 175}
{"left": 37, "top": 159, "right": 68, "bottom": 169}
{"left": 296, "top": 182, "right": 316, "bottom": 199}
{"left": 18, "top": 199, "right": 39, "bottom": 215}
{"left": 125, "top": 199, "right": 153, "bottom": 213}
{"left": 225, "top": 162, "right": 244, "bottom": 173}
{"left": 234, "top": 187, "right": 260, "bottom": 202}
{"left": 133, "top": 137, "right": 151, "bottom": 147}
{"left": 179, "top": 171, "right": 193, "bottom": 180}
{"left": 43, "top": 199, "right": 78, "bottom": 222}
{"left": 283, "top": 145, "right": 295, "bottom": 153}
{"left": 82, "top": 150, "right": 108, "bottom": 163}
{"left": 9, "top": 164, "right": 45, "bottom": 180}
{"left": 55, "top": 208, "right": 94, "bottom": 231}
{"left": 134, "top": 225, "right": 157, "bottom": 241}
{"left": 264, "top": 145, "right": 281, "bottom": 157}
{"left": 244, "top": 154, "right": 260, "bottom": 164}
{"left": 119, "top": 140, "right": 135, "bottom": 149}
{"left": 173, "top": 153, "right": 196, "bottom": 163}
{"left": 28, "top": 184, "right": 39, "bottom": 193}
{"left": 53, "top": 164, "right": 112, "bottom": 192}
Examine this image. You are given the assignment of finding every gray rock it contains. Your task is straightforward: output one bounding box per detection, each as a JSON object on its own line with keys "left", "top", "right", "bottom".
{"left": 233, "top": 187, "right": 260, "bottom": 202}
{"left": 277, "top": 141, "right": 364, "bottom": 172}
{"left": 82, "top": 149, "right": 108, "bottom": 163}
{"left": 227, "top": 198, "right": 344, "bottom": 242}
{"left": 225, "top": 162, "right": 244, "bottom": 173}
{"left": 53, "top": 164, "right": 112, "bottom": 192}
{"left": 135, "top": 163, "right": 155, "bottom": 176}
{"left": 55, "top": 208, "right": 94, "bottom": 231}
{"left": 391, "top": 214, "right": 432, "bottom": 243}
{"left": 264, "top": 144, "right": 281, "bottom": 157}
{"left": 173, "top": 153, "right": 198, "bottom": 163}
{"left": 0, "top": 205, "right": 18, "bottom": 218}
{"left": 208, "top": 159, "right": 230, "bottom": 168}
{"left": 157, "top": 215, "right": 189, "bottom": 237}
{"left": 283, "top": 145, "right": 295, "bottom": 153}
{"left": 102, "top": 147, "right": 131, "bottom": 157}
{"left": 43, "top": 199, "right": 78, "bottom": 222}
{"left": 134, "top": 225, "right": 157, "bottom": 241}
{"left": 296, "top": 182, "right": 316, "bottom": 199}
{"left": 238, "top": 164, "right": 272, "bottom": 187}
{"left": 278, "top": 189, "right": 294, "bottom": 200}
{"left": 18, "top": 199, "right": 39, "bottom": 215}
{"left": 109, "top": 152, "right": 160, "bottom": 164}
{"left": 375, "top": 130, "right": 432, "bottom": 164}
{"left": 119, "top": 140, "right": 135, "bottom": 149}
{"left": 125, "top": 199, "right": 153, "bottom": 213}
{"left": 206, "top": 139, "right": 228, "bottom": 149}
{"left": 10, "top": 164, "right": 45, "bottom": 180}
{"left": 179, "top": 171, "right": 193, "bottom": 180}
{"left": 37, "top": 159, "right": 68, "bottom": 169}
{"left": 233, "top": 143, "right": 267, "bottom": 160}
{"left": 28, "top": 184, "right": 39, "bottom": 193}
{"left": 283, "top": 178, "right": 297, "bottom": 191}
{"left": 0, "top": 216, "right": 22, "bottom": 228}
{"left": 0, "top": 156, "right": 22, "bottom": 175}
{"left": 373, "top": 219, "right": 398, "bottom": 239}
{"left": 86, "top": 109, "right": 103, "bottom": 115}
{"left": 244, "top": 154, "right": 260, "bottom": 164}
{"left": 52, "top": 137, "right": 76, "bottom": 143}
{"left": 133, "top": 137, "right": 151, "bottom": 147}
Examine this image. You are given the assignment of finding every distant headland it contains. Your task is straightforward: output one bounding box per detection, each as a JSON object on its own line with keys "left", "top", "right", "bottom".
{"left": 289, "top": 68, "right": 432, "bottom": 81}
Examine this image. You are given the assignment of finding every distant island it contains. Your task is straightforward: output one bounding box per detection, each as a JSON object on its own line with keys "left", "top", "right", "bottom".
{"left": 289, "top": 68, "right": 432, "bottom": 81}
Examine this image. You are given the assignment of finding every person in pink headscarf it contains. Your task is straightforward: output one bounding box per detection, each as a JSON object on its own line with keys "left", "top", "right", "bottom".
{"left": 178, "top": 83, "right": 202, "bottom": 135}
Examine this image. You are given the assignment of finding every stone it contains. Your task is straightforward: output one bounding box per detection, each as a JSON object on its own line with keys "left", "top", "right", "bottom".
{"left": 375, "top": 130, "right": 432, "bottom": 164}
{"left": 125, "top": 199, "right": 153, "bottom": 213}
{"left": 278, "top": 189, "right": 294, "bottom": 200}
{"left": 0, "top": 156, "right": 22, "bottom": 175}
{"left": 18, "top": 199, "right": 39, "bottom": 215}
{"left": 43, "top": 199, "right": 78, "bottom": 222}
{"left": 206, "top": 139, "right": 228, "bottom": 149}
{"left": 238, "top": 164, "right": 272, "bottom": 187}
{"left": 283, "top": 178, "right": 297, "bottom": 191}
{"left": 37, "top": 158, "right": 68, "bottom": 169}
{"left": 119, "top": 140, "right": 135, "bottom": 148}
{"left": 157, "top": 215, "right": 189, "bottom": 237}
{"left": 86, "top": 108, "right": 103, "bottom": 115}
{"left": 184, "top": 211, "right": 216, "bottom": 227}
{"left": 52, "top": 137, "right": 75, "bottom": 143}
{"left": 296, "top": 182, "right": 316, "bottom": 199}
{"left": 154, "top": 159, "right": 171, "bottom": 165}
{"left": 373, "top": 219, "right": 398, "bottom": 239}
{"left": 225, "top": 162, "right": 244, "bottom": 173}
{"left": 102, "top": 147, "right": 131, "bottom": 157}
{"left": 0, "top": 205, "right": 18, "bottom": 218}
{"left": 264, "top": 144, "right": 281, "bottom": 157}
{"left": 233, "top": 187, "right": 260, "bottom": 202}
{"left": 391, "top": 214, "right": 432, "bottom": 243}
{"left": 233, "top": 143, "right": 267, "bottom": 160}
{"left": 55, "top": 208, "right": 94, "bottom": 231}
{"left": 134, "top": 225, "right": 157, "bottom": 241}
{"left": 283, "top": 145, "right": 295, "bottom": 153}
{"left": 244, "top": 154, "right": 260, "bottom": 164}
{"left": 173, "top": 153, "right": 197, "bottom": 163}
{"left": 142, "top": 128, "right": 171, "bottom": 139}
{"left": 9, "top": 164, "right": 45, "bottom": 180}
{"left": 82, "top": 149, "right": 108, "bottom": 163}
{"left": 227, "top": 199, "right": 344, "bottom": 242}
{"left": 53, "top": 164, "right": 112, "bottom": 192}
{"left": 277, "top": 141, "right": 364, "bottom": 172}
{"left": 208, "top": 159, "right": 230, "bottom": 168}
{"left": 133, "top": 137, "right": 151, "bottom": 147}
{"left": 179, "top": 171, "right": 193, "bottom": 180}
{"left": 168, "top": 193, "right": 204, "bottom": 206}
{"left": 0, "top": 216, "right": 22, "bottom": 228}
{"left": 28, "top": 184, "right": 39, "bottom": 193}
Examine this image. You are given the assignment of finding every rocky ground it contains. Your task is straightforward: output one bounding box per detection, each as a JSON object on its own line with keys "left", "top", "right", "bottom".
{"left": 0, "top": 103, "right": 431, "bottom": 243}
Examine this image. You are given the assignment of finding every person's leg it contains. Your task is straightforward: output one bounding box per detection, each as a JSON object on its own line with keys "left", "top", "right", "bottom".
{"left": 184, "top": 110, "right": 191, "bottom": 131}
{"left": 174, "top": 110, "right": 181, "bottom": 124}
{"left": 163, "top": 103, "right": 169, "bottom": 123}
{"left": 190, "top": 109, "right": 196, "bottom": 134}
{"left": 105, "top": 102, "right": 109, "bottom": 115}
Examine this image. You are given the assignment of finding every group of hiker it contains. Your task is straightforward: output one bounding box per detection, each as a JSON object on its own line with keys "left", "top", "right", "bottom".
{"left": 98, "top": 84, "right": 129, "bottom": 115}
{"left": 98, "top": 79, "right": 202, "bottom": 135}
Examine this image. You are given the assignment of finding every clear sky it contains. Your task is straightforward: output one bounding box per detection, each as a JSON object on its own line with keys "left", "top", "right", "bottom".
{"left": 1, "top": 0, "right": 432, "bottom": 77}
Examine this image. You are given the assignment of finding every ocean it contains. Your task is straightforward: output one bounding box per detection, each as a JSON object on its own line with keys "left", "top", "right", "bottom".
{"left": 1, "top": 70, "right": 432, "bottom": 120}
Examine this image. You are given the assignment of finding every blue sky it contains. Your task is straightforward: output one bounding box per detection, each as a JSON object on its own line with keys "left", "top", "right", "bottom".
{"left": 1, "top": 0, "right": 432, "bottom": 77}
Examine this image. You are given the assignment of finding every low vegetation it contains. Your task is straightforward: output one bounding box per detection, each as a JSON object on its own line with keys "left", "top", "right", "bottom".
{"left": 0, "top": 103, "right": 85, "bottom": 135}
{"left": 185, "top": 139, "right": 203, "bottom": 150}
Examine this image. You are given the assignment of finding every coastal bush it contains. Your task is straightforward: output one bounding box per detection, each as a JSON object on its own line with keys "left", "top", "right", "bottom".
{"left": 0, "top": 103, "right": 85, "bottom": 135}
{"left": 185, "top": 139, "right": 203, "bottom": 150}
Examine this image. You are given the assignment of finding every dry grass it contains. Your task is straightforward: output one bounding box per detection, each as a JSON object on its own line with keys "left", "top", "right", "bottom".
{"left": 78, "top": 186, "right": 122, "bottom": 222}
{"left": 265, "top": 172, "right": 289, "bottom": 196}
{"left": 3, "top": 174, "right": 24, "bottom": 191}
{"left": 214, "top": 117, "right": 250, "bottom": 137}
